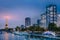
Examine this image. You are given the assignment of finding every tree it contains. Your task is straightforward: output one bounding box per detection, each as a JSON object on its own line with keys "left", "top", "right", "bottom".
{"left": 48, "top": 23, "right": 58, "bottom": 31}
{"left": 28, "top": 26, "right": 44, "bottom": 31}
{"left": 57, "top": 27, "right": 60, "bottom": 31}
{"left": 28, "top": 26, "right": 35, "bottom": 31}
{"left": 15, "top": 26, "right": 20, "bottom": 31}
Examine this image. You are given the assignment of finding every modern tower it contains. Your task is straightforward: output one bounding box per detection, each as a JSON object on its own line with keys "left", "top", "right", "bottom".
{"left": 37, "top": 19, "right": 40, "bottom": 26}
{"left": 40, "top": 13, "right": 46, "bottom": 28}
{"left": 5, "top": 17, "right": 8, "bottom": 29}
{"left": 25, "top": 17, "right": 31, "bottom": 27}
{"left": 46, "top": 4, "right": 57, "bottom": 26}
{"left": 21, "top": 25, "right": 25, "bottom": 29}
{"left": 57, "top": 14, "right": 60, "bottom": 27}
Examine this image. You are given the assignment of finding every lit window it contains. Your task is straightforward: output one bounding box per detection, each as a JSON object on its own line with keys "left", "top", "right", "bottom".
{"left": 50, "top": 18, "right": 53, "bottom": 20}
{"left": 50, "top": 12, "right": 53, "bottom": 14}
{"left": 50, "top": 7, "right": 53, "bottom": 11}
{"left": 50, "top": 15, "right": 53, "bottom": 17}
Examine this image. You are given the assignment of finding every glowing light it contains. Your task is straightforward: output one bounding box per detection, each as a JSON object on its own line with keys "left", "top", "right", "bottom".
{"left": 3, "top": 16, "right": 11, "bottom": 20}
{"left": 4, "top": 32, "right": 8, "bottom": 40}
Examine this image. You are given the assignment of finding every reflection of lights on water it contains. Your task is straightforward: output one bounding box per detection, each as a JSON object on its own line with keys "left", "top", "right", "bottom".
{"left": 4, "top": 32, "right": 9, "bottom": 40}
{"left": 24, "top": 39, "right": 26, "bottom": 40}
{"left": 12, "top": 34, "right": 14, "bottom": 37}
{"left": 17, "top": 35, "right": 20, "bottom": 37}
{"left": 11, "top": 34, "right": 15, "bottom": 39}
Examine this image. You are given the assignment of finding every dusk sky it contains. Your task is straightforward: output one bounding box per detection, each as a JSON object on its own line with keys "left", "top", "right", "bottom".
{"left": 0, "top": 0, "right": 60, "bottom": 29}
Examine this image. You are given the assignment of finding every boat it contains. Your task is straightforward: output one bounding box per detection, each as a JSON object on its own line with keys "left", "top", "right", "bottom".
{"left": 42, "top": 31, "right": 56, "bottom": 38}
{"left": 13, "top": 31, "right": 29, "bottom": 36}
{"left": 13, "top": 31, "right": 20, "bottom": 35}
{"left": 19, "top": 31, "right": 29, "bottom": 36}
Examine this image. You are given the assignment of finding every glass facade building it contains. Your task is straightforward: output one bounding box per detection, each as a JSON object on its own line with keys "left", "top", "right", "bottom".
{"left": 46, "top": 4, "right": 57, "bottom": 26}
{"left": 40, "top": 13, "right": 46, "bottom": 28}
{"left": 37, "top": 19, "right": 40, "bottom": 26}
{"left": 25, "top": 17, "right": 31, "bottom": 27}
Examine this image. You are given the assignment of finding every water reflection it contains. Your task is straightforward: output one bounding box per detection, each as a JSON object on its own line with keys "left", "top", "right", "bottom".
{"left": 12, "top": 34, "right": 14, "bottom": 37}
{"left": 0, "top": 32, "right": 60, "bottom": 40}
{"left": 4, "top": 32, "right": 9, "bottom": 40}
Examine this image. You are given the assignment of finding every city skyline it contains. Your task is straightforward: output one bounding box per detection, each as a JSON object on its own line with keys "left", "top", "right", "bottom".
{"left": 0, "top": 0, "right": 60, "bottom": 28}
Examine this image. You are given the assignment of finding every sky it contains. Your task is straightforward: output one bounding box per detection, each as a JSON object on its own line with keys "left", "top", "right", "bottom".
{"left": 0, "top": 0, "right": 60, "bottom": 29}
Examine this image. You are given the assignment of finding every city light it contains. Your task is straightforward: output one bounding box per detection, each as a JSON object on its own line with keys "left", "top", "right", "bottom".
{"left": 3, "top": 16, "right": 11, "bottom": 20}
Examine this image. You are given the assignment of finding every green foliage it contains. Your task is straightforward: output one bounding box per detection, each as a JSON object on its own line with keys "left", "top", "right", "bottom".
{"left": 28, "top": 26, "right": 44, "bottom": 31}
{"left": 15, "top": 26, "right": 20, "bottom": 31}
{"left": 48, "top": 23, "right": 58, "bottom": 31}
{"left": 57, "top": 27, "right": 60, "bottom": 31}
{"left": 21, "top": 28, "right": 26, "bottom": 31}
{"left": 8, "top": 28, "right": 13, "bottom": 32}
{"left": 5, "top": 27, "right": 8, "bottom": 31}
{"left": 35, "top": 27, "right": 44, "bottom": 31}
{"left": 28, "top": 26, "right": 35, "bottom": 31}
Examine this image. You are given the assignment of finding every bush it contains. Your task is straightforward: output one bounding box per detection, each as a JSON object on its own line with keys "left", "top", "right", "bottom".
{"left": 48, "top": 23, "right": 58, "bottom": 31}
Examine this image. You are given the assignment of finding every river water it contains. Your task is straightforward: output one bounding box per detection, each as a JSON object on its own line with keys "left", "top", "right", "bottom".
{"left": 0, "top": 32, "right": 60, "bottom": 40}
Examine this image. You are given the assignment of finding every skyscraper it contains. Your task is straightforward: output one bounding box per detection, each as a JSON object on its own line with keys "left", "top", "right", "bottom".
{"left": 46, "top": 4, "right": 57, "bottom": 26}
{"left": 40, "top": 13, "right": 46, "bottom": 28}
{"left": 57, "top": 14, "right": 60, "bottom": 27}
{"left": 37, "top": 19, "right": 40, "bottom": 26}
{"left": 21, "top": 25, "right": 25, "bottom": 29}
{"left": 25, "top": 17, "right": 31, "bottom": 27}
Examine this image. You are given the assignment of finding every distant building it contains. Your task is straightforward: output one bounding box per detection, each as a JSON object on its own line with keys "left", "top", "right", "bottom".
{"left": 33, "top": 24, "right": 38, "bottom": 27}
{"left": 40, "top": 13, "right": 46, "bottom": 28}
{"left": 37, "top": 19, "right": 40, "bottom": 26}
{"left": 21, "top": 25, "right": 25, "bottom": 29}
{"left": 25, "top": 17, "right": 31, "bottom": 27}
{"left": 57, "top": 14, "right": 60, "bottom": 27}
{"left": 46, "top": 4, "right": 57, "bottom": 27}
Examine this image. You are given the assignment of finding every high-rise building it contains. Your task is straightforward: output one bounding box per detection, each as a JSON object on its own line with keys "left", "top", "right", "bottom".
{"left": 57, "top": 14, "right": 60, "bottom": 27}
{"left": 46, "top": 4, "right": 57, "bottom": 26}
{"left": 25, "top": 17, "right": 31, "bottom": 27}
{"left": 21, "top": 25, "right": 25, "bottom": 29}
{"left": 37, "top": 19, "right": 40, "bottom": 26}
{"left": 40, "top": 13, "right": 46, "bottom": 28}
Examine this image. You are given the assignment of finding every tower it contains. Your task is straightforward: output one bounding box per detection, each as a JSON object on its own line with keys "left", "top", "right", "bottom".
{"left": 25, "top": 17, "right": 31, "bottom": 27}
{"left": 46, "top": 4, "right": 57, "bottom": 26}
{"left": 37, "top": 19, "right": 40, "bottom": 26}
{"left": 5, "top": 16, "right": 8, "bottom": 29}
{"left": 40, "top": 13, "right": 46, "bottom": 28}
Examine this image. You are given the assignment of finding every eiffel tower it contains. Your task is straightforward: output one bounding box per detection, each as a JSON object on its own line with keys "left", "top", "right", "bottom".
{"left": 5, "top": 17, "right": 8, "bottom": 29}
